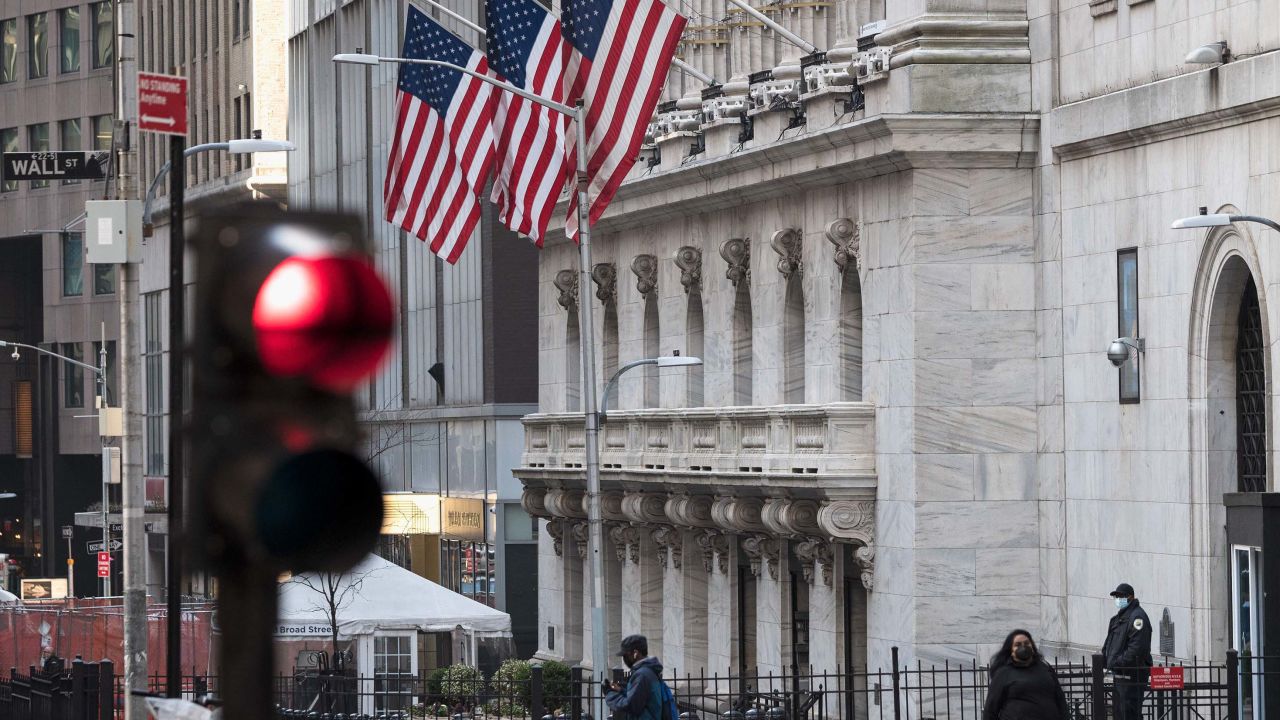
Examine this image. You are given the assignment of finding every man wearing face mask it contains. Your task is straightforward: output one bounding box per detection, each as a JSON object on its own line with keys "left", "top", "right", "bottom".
{"left": 1102, "top": 582, "right": 1153, "bottom": 720}
{"left": 604, "top": 635, "right": 676, "bottom": 720}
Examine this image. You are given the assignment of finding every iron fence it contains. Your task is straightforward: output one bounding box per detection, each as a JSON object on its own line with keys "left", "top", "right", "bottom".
{"left": 107, "top": 651, "right": 1277, "bottom": 720}
{"left": 0, "top": 657, "right": 114, "bottom": 720}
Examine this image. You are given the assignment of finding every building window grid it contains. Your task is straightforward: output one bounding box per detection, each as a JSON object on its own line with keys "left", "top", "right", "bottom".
{"left": 1237, "top": 277, "right": 1267, "bottom": 493}
{"left": 61, "top": 342, "right": 84, "bottom": 408}
{"left": 59, "top": 7, "right": 79, "bottom": 73}
{"left": 372, "top": 636, "right": 413, "bottom": 713}
{"left": 28, "top": 123, "right": 50, "bottom": 189}
{"left": 0, "top": 127, "right": 17, "bottom": 192}
{"left": 62, "top": 231, "right": 84, "bottom": 296}
{"left": 60, "top": 118, "right": 81, "bottom": 185}
{"left": 91, "top": 1, "right": 113, "bottom": 68}
{"left": 143, "top": 292, "right": 165, "bottom": 476}
{"left": 1, "top": 18, "right": 16, "bottom": 84}
{"left": 28, "top": 12, "right": 47, "bottom": 79}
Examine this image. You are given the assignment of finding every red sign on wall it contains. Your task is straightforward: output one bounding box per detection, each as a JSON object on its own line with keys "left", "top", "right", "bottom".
{"left": 1149, "top": 666, "right": 1185, "bottom": 690}
{"left": 137, "top": 72, "right": 189, "bottom": 136}
{"left": 96, "top": 551, "right": 111, "bottom": 578}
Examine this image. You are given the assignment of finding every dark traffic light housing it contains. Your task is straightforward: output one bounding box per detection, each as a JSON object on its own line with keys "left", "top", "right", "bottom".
{"left": 190, "top": 206, "right": 394, "bottom": 575}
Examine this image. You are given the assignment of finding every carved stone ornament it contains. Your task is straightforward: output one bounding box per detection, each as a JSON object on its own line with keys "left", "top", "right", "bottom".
{"left": 665, "top": 494, "right": 717, "bottom": 529}
{"left": 719, "top": 238, "right": 751, "bottom": 287}
{"left": 855, "top": 542, "right": 876, "bottom": 591}
{"left": 740, "top": 534, "right": 780, "bottom": 580}
{"left": 711, "top": 496, "right": 767, "bottom": 534}
{"left": 761, "top": 498, "right": 822, "bottom": 537}
{"left": 817, "top": 499, "right": 874, "bottom": 544}
{"left": 571, "top": 521, "right": 590, "bottom": 558}
{"left": 553, "top": 269, "right": 579, "bottom": 311}
{"left": 675, "top": 246, "right": 703, "bottom": 295}
{"left": 610, "top": 524, "right": 640, "bottom": 564}
{"left": 592, "top": 263, "right": 618, "bottom": 304}
{"left": 793, "top": 538, "right": 834, "bottom": 587}
{"left": 695, "top": 530, "right": 721, "bottom": 573}
{"left": 621, "top": 492, "right": 669, "bottom": 525}
{"left": 544, "top": 488, "right": 587, "bottom": 519}
{"left": 548, "top": 519, "right": 567, "bottom": 557}
{"left": 825, "top": 217, "right": 860, "bottom": 275}
{"left": 712, "top": 533, "right": 731, "bottom": 574}
{"left": 651, "top": 526, "right": 682, "bottom": 569}
{"left": 599, "top": 492, "right": 628, "bottom": 522}
{"left": 520, "top": 486, "right": 550, "bottom": 519}
{"left": 631, "top": 254, "right": 658, "bottom": 297}
{"left": 771, "top": 228, "right": 802, "bottom": 279}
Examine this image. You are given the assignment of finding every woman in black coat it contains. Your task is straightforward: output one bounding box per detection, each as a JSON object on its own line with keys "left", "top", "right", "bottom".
{"left": 983, "top": 629, "right": 1069, "bottom": 720}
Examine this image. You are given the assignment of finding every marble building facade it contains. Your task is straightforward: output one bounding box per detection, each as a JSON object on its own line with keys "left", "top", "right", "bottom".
{"left": 513, "top": 0, "right": 1280, "bottom": 684}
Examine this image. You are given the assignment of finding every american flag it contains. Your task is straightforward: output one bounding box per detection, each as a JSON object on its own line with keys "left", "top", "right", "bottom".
{"left": 485, "top": 0, "right": 573, "bottom": 245}
{"left": 561, "top": 0, "right": 686, "bottom": 237}
{"left": 384, "top": 5, "right": 499, "bottom": 263}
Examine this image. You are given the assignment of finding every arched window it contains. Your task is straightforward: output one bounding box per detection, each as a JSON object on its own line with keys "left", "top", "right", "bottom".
{"left": 603, "top": 302, "right": 619, "bottom": 406}
{"left": 733, "top": 285, "right": 753, "bottom": 405}
{"left": 840, "top": 272, "right": 863, "bottom": 401}
{"left": 687, "top": 293, "right": 704, "bottom": 406}
{"left": 566, "top": 309, "right": 581, "bottom": 412}
{"left": 1237, "top": 276, "right": 1266, "bottom": 492}
{"left": 783, "top": 278, "right": 805, "bottom": 403}
{"left": 643, "top": 294, "right": 659, "bottom": 407}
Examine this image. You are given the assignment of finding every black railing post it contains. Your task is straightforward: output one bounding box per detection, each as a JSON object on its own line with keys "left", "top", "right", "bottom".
{"left": 70, "top": 658, "right": 86, "bottom": 720}
{"left": 97, "top": 661, "right": 113, "bottom": 720}
{"left": 571, "top": 665, "right": 585, "bottom": 720}
{"left": 1089, "top": 653, "right": 1105, "bottom": 720}
{"left": 890, "top": 647, "right": 901, "bottom": 720}
{"left": 1226, "top": 650, "right": 1239, "bottom": 720}
{"left": 532, "top": 663, "right": 545, "bottom": 720}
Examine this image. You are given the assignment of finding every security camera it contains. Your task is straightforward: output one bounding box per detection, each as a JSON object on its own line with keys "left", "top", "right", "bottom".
{"left": 1107, "top": 340, "right": 1130, "bottom": 367}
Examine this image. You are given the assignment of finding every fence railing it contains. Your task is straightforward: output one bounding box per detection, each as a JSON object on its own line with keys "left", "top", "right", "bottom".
{"left": 0, "top": 657, "right": 114, "bottom": 720}
{"left": 115, "top": 651, "right": 1274, "bottom": 720}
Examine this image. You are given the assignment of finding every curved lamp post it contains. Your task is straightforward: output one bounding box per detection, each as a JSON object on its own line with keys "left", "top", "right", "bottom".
{"left": 142, "top": 138, "right": 296, "bottom": 235}
{"left": 1171, "top": 212, "right": 1280, "bottom": 234}
{"left": 601, "top": 355, "right": 703, "bottom": 421}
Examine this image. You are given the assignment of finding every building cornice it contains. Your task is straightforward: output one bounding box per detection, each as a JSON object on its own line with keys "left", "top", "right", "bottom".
{"left": 1051, "top": 50, "right": 1280, "bottom": 161}
{"left": 359, "top": 402, "right": 540, "bottom": 424}
{"left": 548, "top": 113, "right": 1038, "bottom": 238}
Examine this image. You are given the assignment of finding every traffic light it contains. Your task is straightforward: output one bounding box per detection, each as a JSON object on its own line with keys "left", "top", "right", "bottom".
{"left": 190, "top": 206, "right": 394, "bottom": 575}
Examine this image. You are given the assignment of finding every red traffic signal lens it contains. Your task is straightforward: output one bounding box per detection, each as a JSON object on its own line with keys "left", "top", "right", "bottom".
{"left": 252, "top": 255, "right": 394, "bottom": 393}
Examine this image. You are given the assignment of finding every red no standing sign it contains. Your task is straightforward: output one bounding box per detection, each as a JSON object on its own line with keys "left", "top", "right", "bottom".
{"left": 138, "top": 72, "right": 188, "bottom": 136}
{"left": 96, "top": 551, "right": 111, "bottom": 578}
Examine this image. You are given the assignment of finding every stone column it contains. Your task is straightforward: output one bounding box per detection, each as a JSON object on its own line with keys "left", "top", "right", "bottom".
{"left": 797, "top": 539, "right": 838, "bottom": 675}
{"left": 743, "top": 534, "right": 784, "bottom": 675}
{"left": 638, "top": 529, "right": 666, "bottom": 657}
{"left": 538, "top": 518, "right": 567, "bottom": 660}
{"left": 654, "top": 526, "right": 687, "bottom": 673}
{"left": 564, "top": 522, "right": 585, "bottom": 663}
{"left": 683, "top": 532, "right": 711, "bottom": 674}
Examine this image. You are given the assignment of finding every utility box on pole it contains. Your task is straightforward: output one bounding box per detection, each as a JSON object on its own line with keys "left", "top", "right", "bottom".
{"left": 86, "top": 200, "right": 143, "bottom": 264}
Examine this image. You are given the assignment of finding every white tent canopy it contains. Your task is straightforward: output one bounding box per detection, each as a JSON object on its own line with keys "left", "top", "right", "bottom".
{"left": 278, "top": 553, "right": 511, "bottom": 638}
{"left": 0, "top": 587, "right": 18, "bottom": 603}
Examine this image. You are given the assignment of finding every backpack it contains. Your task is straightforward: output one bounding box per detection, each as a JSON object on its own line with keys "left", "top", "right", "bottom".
{"left": 656, "top": 679, "right": 680, "bottom": 720}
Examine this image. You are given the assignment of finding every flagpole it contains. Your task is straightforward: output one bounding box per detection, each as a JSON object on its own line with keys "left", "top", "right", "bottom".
{"left": 575, "top": 97, "right": 610, "bottom": 717}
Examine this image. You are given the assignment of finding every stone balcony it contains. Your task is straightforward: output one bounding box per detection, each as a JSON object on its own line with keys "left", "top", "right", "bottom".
{"left": 516, "top": 402, "right": 876, "bottom": 495}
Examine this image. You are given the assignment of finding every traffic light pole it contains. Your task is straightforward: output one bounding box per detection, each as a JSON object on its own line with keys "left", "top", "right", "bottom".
{"left": 166, "top": 134, "right": 185, "bottom": 698}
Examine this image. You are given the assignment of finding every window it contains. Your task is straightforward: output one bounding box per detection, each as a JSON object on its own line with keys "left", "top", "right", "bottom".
{"left": 28, "top": 13, "right": 47, "bottom": 79}
{"left": 0, "top": 128, "right": 16, "bottom": 192}
{"left": 143, "top": 292, "right": 165, "bottom": 475}
{"left": 92, "top": 114, "right": 112, "bottom": 150}
{"left": 91, "top": 2, "right": 112, "bottom": 68}
{"left": 643, "top": 294, "right": 659, "bottom": 407}
{"left": 372, "top": 635, "right": 414, "bottom": 713}
{"left": 1117, "top": 248, "right": 1139, "bottom": 402}
{"left": 60, "top": 118, "right": 81, "bottom": 184}
{"left": 59, "top": 7, "right": 79, "bottom": 73}
{"left": 61, "top": 231, "right": 83, "bottom": 296}
{"left": 62, "top": 342, "right": 84, "bottom": 408}
{"left": 92, "top": 341, "right": 118, "bottom": 404}
{"left": 783, "top": 278, "right": 805, "bottom": 403}
{"left": 733, "top": 285, "right": 753, "bottom": 405}
{"left": 1237, "top": 277, "right": 1266, "bottom": 492}
{"left": 840, "top": 273, "right": 863, "bottom": 401}
{"left": 1, "top": 18, "right": 16, "bottom": 83}
{"left": 232, "top": 0, "right": 241, "bottom": 38}
{"left": 565, "top": 309, "right": 580, "bottom": 412}
{"left": 686, "top": 294, "right": 704, "bottom": 406}
{"left": 28, "top": 123, "right": 49, "bottom": 189}
{"left": 94, "top": 262, "right": 115, "bottom": 294}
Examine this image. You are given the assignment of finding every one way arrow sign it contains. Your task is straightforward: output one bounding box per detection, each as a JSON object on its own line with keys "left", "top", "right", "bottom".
{"left": 87, "top": 539, "right": 124, "bottom": 553}
{"left": 137, "top": 72, "right": 188, "bottom": 136}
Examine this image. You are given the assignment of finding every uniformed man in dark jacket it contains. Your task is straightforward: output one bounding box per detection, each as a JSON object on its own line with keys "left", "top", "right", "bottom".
{"left": 1101, "top": 582, "right": 1152, "bottom": 720}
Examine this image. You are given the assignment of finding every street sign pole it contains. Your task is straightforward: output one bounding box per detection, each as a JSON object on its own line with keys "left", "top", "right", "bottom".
{"left": 166, "top": 127, "right": 186, "bottom": 702}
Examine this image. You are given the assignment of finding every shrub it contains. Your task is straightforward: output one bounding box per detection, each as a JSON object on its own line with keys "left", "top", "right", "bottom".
{"left": 490, "top": 658, "right": 534, "bottom": 712}
{"left": 540, "top": 660, "right": 573, "bottom": 713}
{"left": 439, "top": 663, "right": 486, "bottom": 705}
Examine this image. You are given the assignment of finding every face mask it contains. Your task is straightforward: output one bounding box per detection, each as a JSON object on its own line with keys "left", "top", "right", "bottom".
{"left": 1115, "top": 598, "right": 1130, "bottom": 610}
{"left": 1013, "top": 646, "right": 1033, "bottom": 662}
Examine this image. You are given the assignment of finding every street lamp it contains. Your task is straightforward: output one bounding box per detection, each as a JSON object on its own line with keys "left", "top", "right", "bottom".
{"left": 335, "top": 49, "right": 618, "bottom": 690}
{"left": 142, "top": 138, "right": 296, "bottom": 235}
{"left": 601, "top": 355, "right": 704, "bottom": 421}
{"left": 1171, "top": 211, "right": 1280, "bottom": 234}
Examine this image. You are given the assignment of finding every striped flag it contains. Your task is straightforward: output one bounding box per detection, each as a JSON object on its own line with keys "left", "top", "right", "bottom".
{"left": 561, "top": 0, "right": 686, "bottom": 238}
{"left": 384, "top": 5, "right": 499, "bottom": 263}
{"left": 485, "top": 0, "right": 573, "bottom": 245}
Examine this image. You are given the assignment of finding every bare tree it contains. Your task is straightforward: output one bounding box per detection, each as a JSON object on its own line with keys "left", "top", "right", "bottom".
{"left": 288, "top": 568, "right": 376, "bottom": 666}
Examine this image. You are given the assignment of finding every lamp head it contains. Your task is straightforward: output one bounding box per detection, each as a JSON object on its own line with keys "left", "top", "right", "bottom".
{"left": 333, "top": 53, "right": 382, "bottom": 66}
{"left": 9, "top": 349, "right": 18, "bottom": 361}
{"left": 227, "top": 139, "right": 296, "bottom": 154}
{"left": 1171, "top": 213, "right": 1232, "bottom": 229}
{"left": 1185, "top": 41, "right": 1229, "bottom": 65}
{"left": 656, "top": 355, "right": 703, "bottom": 367}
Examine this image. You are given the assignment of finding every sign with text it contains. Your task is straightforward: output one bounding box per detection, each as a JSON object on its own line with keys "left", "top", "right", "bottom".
{"left": 1149, "top": 666, "right": 1184, "bottom": 690}
{"left": 274, "top": 623, "right": 334, "bottom": 637}
{"left": 87, "top": 539, "right": 123, "bottom": 553}
{"left": 137, "top": 72, "right": 188, "bottom": 135}
{"left": 20, "top": 578, "right": 68, "bottom": 601}
{"left": 61, "top": 525, "right": 74, "bottom": 539}
{"left": 2, "top": 151, "right": 109, "bottom": 182}
{"left": 441, "top": 497, "right": 485, "bottom": 542}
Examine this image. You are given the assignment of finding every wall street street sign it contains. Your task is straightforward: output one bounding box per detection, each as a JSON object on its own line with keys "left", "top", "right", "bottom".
{"left": 2, "top": 151, "right": 110, "bottom": 182}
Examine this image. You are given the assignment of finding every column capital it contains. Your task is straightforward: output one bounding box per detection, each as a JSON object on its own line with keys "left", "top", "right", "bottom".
{"left": 741, "top": 534, "right": 780, "bottom": 580}
{"left": 622, "top": 491, "right": 669, "bottom": 525}
{"left": 651, "top": 525, "right": 683, "bottom": 569}
{"left": 825, "top": 217, "right": 860, "bottom": 275}
{"left": 711, "top": 495, "right": 766, "bottom": 534}
{"left": 794, "top": 537, "right": 834, "bottom": 587}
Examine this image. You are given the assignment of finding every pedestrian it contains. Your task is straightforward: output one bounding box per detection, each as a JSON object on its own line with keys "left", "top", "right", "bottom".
{"left": 1102, "top": 582, "right": 1153, "bottom": 720}
{"left": 983, "top": 629, "right": 1069, "bottom": 720}
{"left": 604, "top": 635, "right": 678, "bottom": 720}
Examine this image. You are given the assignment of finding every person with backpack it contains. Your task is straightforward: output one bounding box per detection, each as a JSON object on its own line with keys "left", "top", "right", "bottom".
{"left": 605, "top": 635, "right": 679, "bottom": 720}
